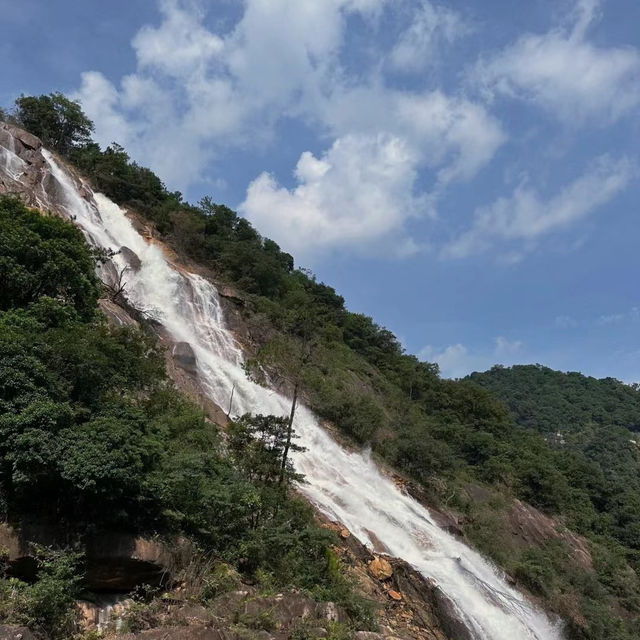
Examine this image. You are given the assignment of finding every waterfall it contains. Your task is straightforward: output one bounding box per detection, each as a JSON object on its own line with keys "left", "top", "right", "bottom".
{"left": 31, "top": 147, "right": 563, "bottom": 640}
{"left": 0, "top": 133, "right": 26, "bottom": 181}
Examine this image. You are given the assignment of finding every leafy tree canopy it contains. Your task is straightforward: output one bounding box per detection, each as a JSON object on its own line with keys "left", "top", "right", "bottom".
{"left": 14, "top": 93, "right": 94, "bottom": 155}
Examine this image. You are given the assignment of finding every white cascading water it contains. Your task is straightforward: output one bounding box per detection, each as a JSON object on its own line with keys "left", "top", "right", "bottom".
{"left": 35, "top": 148, "right": 563, "bottom": 640}
{"left": 0, "top": 133, "right": 26, "bottom": 182}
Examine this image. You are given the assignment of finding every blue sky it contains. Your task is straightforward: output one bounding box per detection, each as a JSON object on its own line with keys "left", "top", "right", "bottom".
{"left": 2, "top": 0, "right": 640, "bottom": 380}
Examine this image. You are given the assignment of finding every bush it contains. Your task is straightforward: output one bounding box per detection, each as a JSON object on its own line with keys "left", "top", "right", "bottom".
{"left": 0, "top": 547, "right": 82, "bottom": 639}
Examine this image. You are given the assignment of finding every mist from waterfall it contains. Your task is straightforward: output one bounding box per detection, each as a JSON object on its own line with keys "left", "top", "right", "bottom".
{"left": 37, "top": 147, "right": 563, "bottom": 640}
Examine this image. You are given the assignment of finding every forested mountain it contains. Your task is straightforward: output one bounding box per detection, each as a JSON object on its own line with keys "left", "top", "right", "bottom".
{"left": 1, "top": 94, "right": 639, "bottom": 640}
{"left": 469, "top": 364, "right": 640, "bottom": 433}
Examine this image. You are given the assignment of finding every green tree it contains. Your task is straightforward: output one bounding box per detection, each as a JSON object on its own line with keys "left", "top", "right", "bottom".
{"left": 14, "top": 93, "right": 94, "bottom": 155}
{"left": 0, "top": 196, "right": 99, "bottom": 317}
{"left": 245, "top": 308, "right": 321, "bottom": 482}
{"left": 229, "top": 414, "right": 305, "bottom": 491}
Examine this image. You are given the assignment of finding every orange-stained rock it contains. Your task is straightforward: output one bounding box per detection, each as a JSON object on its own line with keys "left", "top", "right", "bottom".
{"left": 388, "top": 589, "right": 402, "bottom": 601}
{"left": 368, "top": 556, "right": 393, "bottom": 581}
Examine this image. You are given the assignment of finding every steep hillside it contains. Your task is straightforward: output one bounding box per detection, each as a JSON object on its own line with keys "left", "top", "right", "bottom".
{"left": 1, "top": 94, "right": 640, "bottom": 639}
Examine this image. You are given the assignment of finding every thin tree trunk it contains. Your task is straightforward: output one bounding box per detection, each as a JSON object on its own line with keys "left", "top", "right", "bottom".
{"left": 226, "top": 383, "right": 235, "bottom": 419}
{"left": 279, "top": 380, "right": 299, "bottom": 484}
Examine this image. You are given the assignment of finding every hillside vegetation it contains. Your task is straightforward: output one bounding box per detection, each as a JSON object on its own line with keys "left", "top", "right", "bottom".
{"left": 2, "top": 94, "right": 640, "bottom": 639}
{"left": 0, "top": 194, "right": 373, "bottom": 637}
{"left": 469, "top": 364, "right": 640, "bottom": 433}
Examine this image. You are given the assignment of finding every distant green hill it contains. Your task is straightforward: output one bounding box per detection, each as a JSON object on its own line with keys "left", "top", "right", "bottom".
{"left": 468, "top": 364, "right": 640, "bottom": 434}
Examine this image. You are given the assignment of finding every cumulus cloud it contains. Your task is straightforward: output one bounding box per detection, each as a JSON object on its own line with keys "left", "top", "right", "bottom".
{"left": 473, "top": 0, "right": 640, "bottom": 124}
{"left": 133, "top": 0, "right": 224, "bottom": 76}
{"left": 420, "top": 337, "right": 523, "bottom": 378}
{"left": 238, "top": 87, "right": 504, "bottom": 255}
{"left": 240, "top": 133, "right": 421, "bottom": 257}
{"left": 75, "top": 0, "right": 504, "bottom": 256}
{"left": 444, "top": 155, "right": 636, "bottom": 259}
{"left": 76, "top": 0, "right": 388, "bottom": 188}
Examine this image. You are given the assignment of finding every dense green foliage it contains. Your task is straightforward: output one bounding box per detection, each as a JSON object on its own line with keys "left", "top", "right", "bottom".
{"left": 0, "top": 195, "right": 372, "bottom": 635}
{"left": 468, "top": 365, "right": 640, "bottom": 638}
{"left": 469, "top": 364, "right": 640, "bottom": 433}
{"left": 13, "top": 93, "right": 94, "bottom": 155}
{"left": 0, "top": 547, "right": 83, "bottom": 639}
{"left": 6, "top": 93, "right": 640, "bottom": 638}
{"left": 469, "top": 365, "right": 640, "bottom": 556}
{"left": 0, "top": 196, "right": 99, "bottom": 317}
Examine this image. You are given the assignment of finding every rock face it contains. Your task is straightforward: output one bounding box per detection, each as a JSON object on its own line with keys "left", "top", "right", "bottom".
{"left": 0, "top": 123, "right": 50, "bottom": 209}
{"left": 507, "top": 499, "right": 592, "bottom": 570}
{"left": 1, "top": 523, "right": 187, "bottom": 591}
{"left": 98, "top": 299, "right": 140, "bottom": 328}
{"left": 319, "top": 517, "right": 455, "bottom": 640}
{"left": 85, "top": 533, "right": 191, "bottom": 591}
{"left": 240, "top": 593, "right": 348, "bottom": 628}
{"left": 172, "top": 342, "right": 198, "bottom": 376}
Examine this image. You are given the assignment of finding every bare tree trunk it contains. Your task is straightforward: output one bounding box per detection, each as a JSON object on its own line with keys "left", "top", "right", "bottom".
{"left": 226, "top": 383, "right": 235, "bottom": 419}
{"left": 279, "top": 380, "right": 299, "bottom": 484}
{"left": 109, "top": 265, "right": 129, "bottom": 302}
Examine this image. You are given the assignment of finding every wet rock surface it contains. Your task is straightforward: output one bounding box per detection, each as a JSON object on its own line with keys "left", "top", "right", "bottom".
{"left": 120, "top": 245, "right": 143, "bottom": 271}
{"left": 173, "top": 342, "right": 198, "bottom": 376}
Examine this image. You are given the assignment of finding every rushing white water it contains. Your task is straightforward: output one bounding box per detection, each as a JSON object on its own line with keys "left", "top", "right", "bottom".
{"left": 0, "top": 135, "right": 26, "bottom": 181}
{"left": 36, "top": 148, "right": 563, "bottom": 640}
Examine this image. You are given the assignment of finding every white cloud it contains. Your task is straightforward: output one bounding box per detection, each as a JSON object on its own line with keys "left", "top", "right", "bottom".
{"left": 389, "top": 1, "right": 469, "bottom": 72}
{"left": 420, "top": 337, "right": 524, "bottom": 378}
{"left": 132, "top": 0, "right": 224, "bottom": 76}
{"left": 77, "top": 0, "right": 389, "bottom": 187}
{"left": 495, "top": 336, "right": 523, "bottom": 357}
{"left": 75, "top": 0, "right": 504, "bottom": 256}
{"left": 444, "top": 155, "right": 636, "bottom": 259}
{"left": 393, "top": 91, "right": 505, "bottom": 184}
{"left": 76, "top": 72, "right": 135, "bottom": 149}
{"left": 473, "top": 0, "right": 640, "bottom": 124}
{"left": 240, "top": 133, "right": 421, "bottom": 257}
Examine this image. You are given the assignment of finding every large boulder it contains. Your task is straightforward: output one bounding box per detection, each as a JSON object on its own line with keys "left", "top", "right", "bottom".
{"left": 368, "top": 556, "right": 393, "bottom": 581}
{"left": 120, "top": 246, "right": 142, "bottom": 271}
